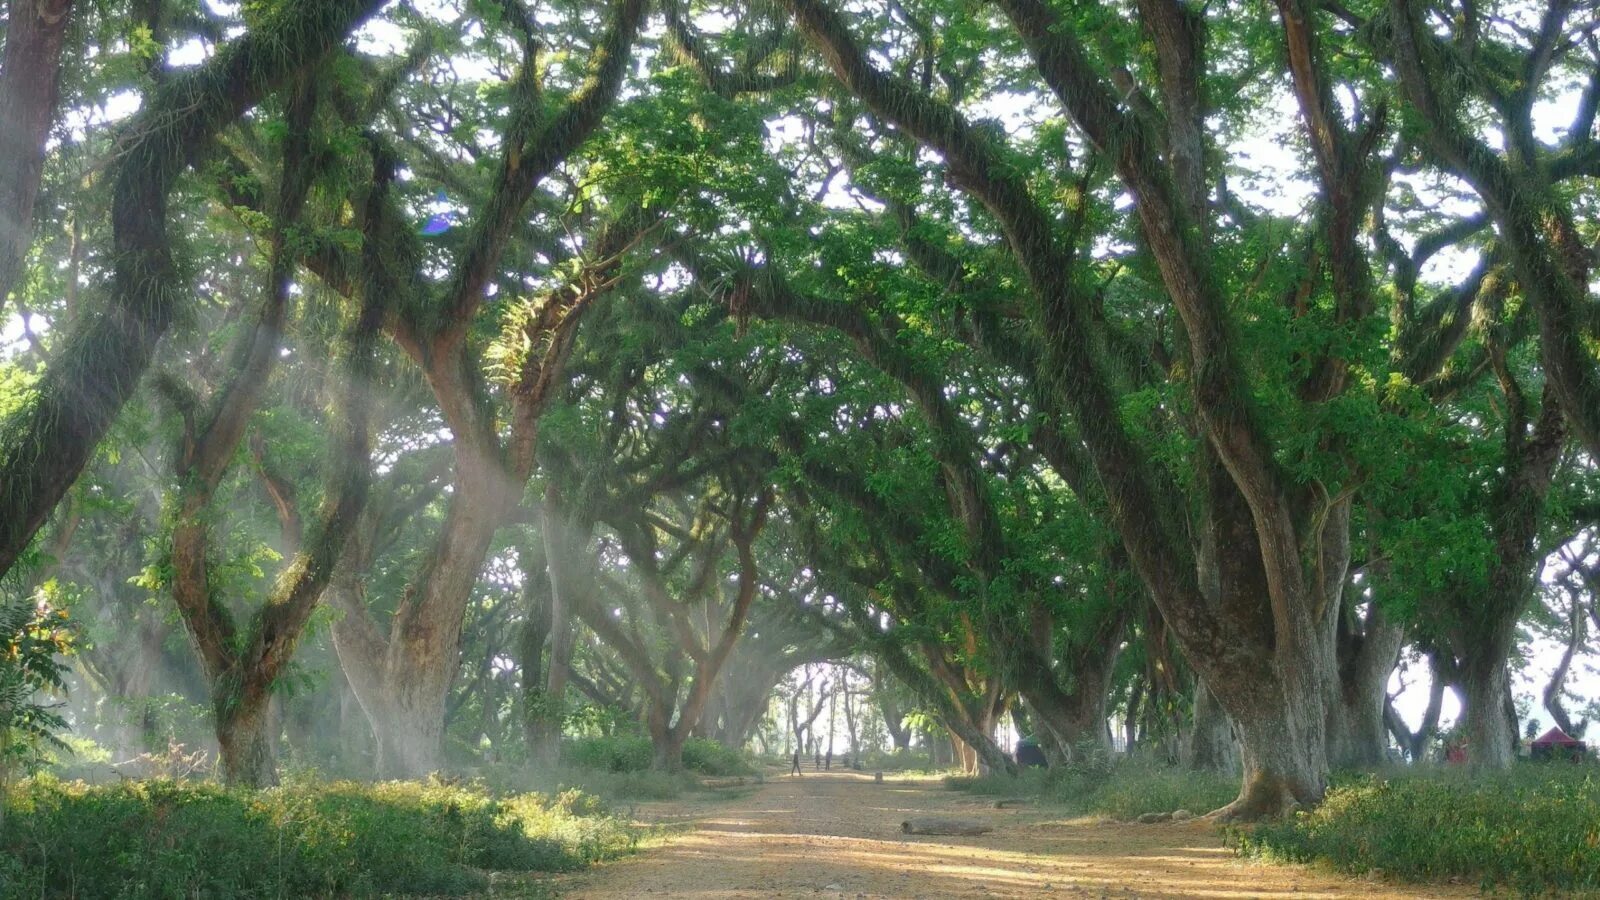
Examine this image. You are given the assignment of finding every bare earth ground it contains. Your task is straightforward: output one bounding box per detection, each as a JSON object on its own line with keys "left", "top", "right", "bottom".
{"left": 555, "top": 771, "right": 1478, "bottom": 899}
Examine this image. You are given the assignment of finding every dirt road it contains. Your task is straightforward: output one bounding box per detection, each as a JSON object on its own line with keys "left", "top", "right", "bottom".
{"left": 557, "top": 772, "right": 1474, "bottom": 899}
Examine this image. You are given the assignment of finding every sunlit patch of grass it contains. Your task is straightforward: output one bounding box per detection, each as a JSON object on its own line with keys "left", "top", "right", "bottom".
{"left": 0, "top": 774, "right": 637, "bottom": 898}
{"left": 1228, "top": 766, "right": 1600, "bottom": 896}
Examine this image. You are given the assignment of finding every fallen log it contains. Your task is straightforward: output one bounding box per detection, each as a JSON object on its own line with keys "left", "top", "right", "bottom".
{"left": 901, "top": 817, "right": 994, "bottom": 836}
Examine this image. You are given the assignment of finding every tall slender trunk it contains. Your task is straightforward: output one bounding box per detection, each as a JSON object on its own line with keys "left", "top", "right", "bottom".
{"left": 529, "top": 489, "right": 585, "bottom": 765}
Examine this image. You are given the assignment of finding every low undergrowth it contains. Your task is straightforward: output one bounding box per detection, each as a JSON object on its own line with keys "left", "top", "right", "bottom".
{"left": 563, "top": 735, "right": 754, "bottom": 778}
{"left": 946, "top": 755, "right": 1237, "bottom": 821}
{"left": 488, "top": 763, "right": 700, "bottom": 803}
{"left": 470, "top": 736, "right": 757, "bottom": 804}
{"left": 1228, "top": 766, "right": 1600, "bottom": 897}
{"left": 0, "top": 775, "right": 636, "bottom": 898}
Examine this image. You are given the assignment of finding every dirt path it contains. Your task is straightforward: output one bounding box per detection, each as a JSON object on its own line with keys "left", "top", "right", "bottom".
{"left": 557, "top": 772, "right": 1474, "bottom": 899}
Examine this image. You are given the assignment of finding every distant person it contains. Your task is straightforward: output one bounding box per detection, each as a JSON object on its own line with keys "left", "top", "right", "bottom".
{"left": 814, "top": 748, "right": 822, "bottom": 769}
{"left": 790, "top": 749, "right": 803, "bottom": 776}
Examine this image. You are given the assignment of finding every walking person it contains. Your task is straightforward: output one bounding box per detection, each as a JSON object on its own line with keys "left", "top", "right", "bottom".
{"left": 790, "top": 748, "right": 803, "bottom": 776}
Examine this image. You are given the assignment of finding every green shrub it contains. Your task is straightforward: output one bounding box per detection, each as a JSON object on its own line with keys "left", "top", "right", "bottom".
{"left": 1, "top": 595, "right": 73, "bottom": 787}
{"left": 563, "top": 735, "right": 654, "bottom": 773}
{"left": 1229, "top": 766, "right": 1600, "bottom": 896}
{"left": 561, "top": 735, "right": 752, "bottom": 778}
{"left": 859, "top": 749, "right": 937, "bottom": 772}
{"left": 477, "top": 760, "right": 700, "bottom": 803}
{"left": 681, "top": 738, "right": 754, "bottom": 776}
{"left": 947, "top": 757, "right": 1235, "bottom": 821}
{"left": 0, "top": 775, "right": 636, "bottom": 898}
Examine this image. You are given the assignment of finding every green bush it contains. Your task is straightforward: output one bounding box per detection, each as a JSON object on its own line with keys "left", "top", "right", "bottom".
{"left": 681, "top": 738, "right": 754, "bottom": 776}
{"left": 564, "top": 734, "right": 654, "bottom": 773}
{"left": 1229, "top": 766, "right": 1600, "bottom": 896}
{"left": 561, "top": 735, "right": 752, "bottom": 777}
{"left": 858, "top": 749, "right": 937, "bottom": 773}
{"left": 0, "top": 775, "right": 636, "bottom": 898}
{"left": 947, "top": 757, "right": 1236, "bottom": 821}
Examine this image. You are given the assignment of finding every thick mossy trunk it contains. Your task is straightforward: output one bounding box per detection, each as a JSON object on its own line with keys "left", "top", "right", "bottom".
{"left": 0, "top": 0, "right": 74, "bottom": 312}
{"left": 216, "top": 701, "right": 277, "bottom": 788}
{"left": 1215, "top": 698, "right": 1327, "bottom": 820}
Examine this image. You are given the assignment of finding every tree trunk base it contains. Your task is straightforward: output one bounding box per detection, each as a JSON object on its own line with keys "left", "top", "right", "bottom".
{"left": 1206, "top": 771, "right": 1318, "bottom": 823}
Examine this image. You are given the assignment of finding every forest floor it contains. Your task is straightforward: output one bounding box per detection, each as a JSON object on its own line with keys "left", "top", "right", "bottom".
{"left": 553, "top": 770, "right": 1478, "bottom": 899}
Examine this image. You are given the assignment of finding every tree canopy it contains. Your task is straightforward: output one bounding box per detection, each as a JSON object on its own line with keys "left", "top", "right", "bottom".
{"left": 0, "top": 0, "right": 1596, "bottom": 820}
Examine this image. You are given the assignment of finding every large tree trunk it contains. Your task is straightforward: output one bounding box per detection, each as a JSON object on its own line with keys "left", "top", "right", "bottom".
{"left": 1458, "top": 655, "right": 1517, "bottom": 769}
{"left": 216, "top": 699, "right": 277, "bottom": 788}
{"left": 379, "top": 652, "right": 456, "bottom": 777}
{"left": 1224, "top": 681, "right": 1330, "bottom": 818}
{"left": 1013, "top": 602, "right": 1123, "bottom": 760}
{"left": 1186, "top": 681, "right": 1238, "bottom": 772}
{"left": 1325, "top": 603, "right": 1405, "bottom": 769}
{"left": 1449, "top": 387, "right": 1565, "bottom": 769}
{"left": 648, "top": 700, "right": 686, "bottom": 772}
{"left": 331, "top": 569, "right": 458, "bottom": 778}
{"left": 0, "top": 0, "right": 74, "bottom": 313}
{"left": 1196, "top": 469, "right": 1340, "bottom": 818}
{"left": 877, "top": 689, "right": 912, "bottom": 752}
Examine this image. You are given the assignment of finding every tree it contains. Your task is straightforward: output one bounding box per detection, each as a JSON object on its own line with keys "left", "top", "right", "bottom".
{"left": 0, "top": 0, "right": 389, "bottom": 576}
{"left": 0, "top": 0, "right": 76, "bottom": 315}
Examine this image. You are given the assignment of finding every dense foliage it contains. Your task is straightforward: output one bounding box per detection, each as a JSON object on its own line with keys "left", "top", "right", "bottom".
{"left": 0, "top": 1, "right": 1597, "bottom": 894}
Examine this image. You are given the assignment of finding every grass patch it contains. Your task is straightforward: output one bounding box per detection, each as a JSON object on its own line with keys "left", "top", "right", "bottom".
{"left": 946, "top": 757, "right": 1236, "bottom": 821}
{"left": 1228, "top": 766, "right": 1600, "bottom": 896}
{"left": 0, "top": 775, "right": 636, "bottom": 898}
